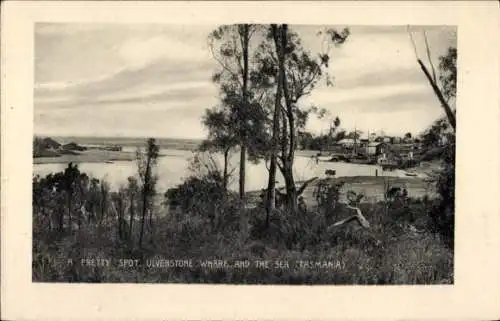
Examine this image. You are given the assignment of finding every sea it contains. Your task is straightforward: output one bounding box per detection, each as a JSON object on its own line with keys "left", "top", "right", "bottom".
{"left": 32, "top": 136, "right": 413, "bottom": 192}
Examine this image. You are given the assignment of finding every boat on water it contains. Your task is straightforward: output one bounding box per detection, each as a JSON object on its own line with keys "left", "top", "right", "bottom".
{"left": 317, "top": 155, "right": 332, "bottom": 162}
{"left": 404, "top": 170, "right": 418, "bottom": 177}
{"left": 328, "top": 154, "right": 348, "bottom": 162}
{"left": 346, "top": 151, "right": 374, "bottom": 165}
{"left": 105, "top": 160, "right": 114, "bottom": 164}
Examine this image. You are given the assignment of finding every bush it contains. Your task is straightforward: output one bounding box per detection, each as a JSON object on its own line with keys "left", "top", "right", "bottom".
{"left": 165, "top": 171, "right": 228, "bottom": 212}
{"left": 429, "top": 136, "right": 455, "bottom": 249}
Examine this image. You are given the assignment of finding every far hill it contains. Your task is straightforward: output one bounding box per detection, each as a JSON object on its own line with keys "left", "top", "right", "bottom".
{"left": 40, "top": 137, "right": 61, "bottom": 150}
{"left": 62, "top": 142, "right": 87, "bottom": 151}
{"left": 50, "top": 136, "right": 202, "bottom": 150}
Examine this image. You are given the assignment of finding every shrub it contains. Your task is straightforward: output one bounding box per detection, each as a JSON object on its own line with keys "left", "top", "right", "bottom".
{"left": 164, "top": 171, "right": 229, "bottom": 214}
{"left": 429, "top": 135, "right": 455, "bottom": 249}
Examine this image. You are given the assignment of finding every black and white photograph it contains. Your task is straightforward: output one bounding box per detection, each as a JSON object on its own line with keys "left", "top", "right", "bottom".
{"left": 31, "top": 22, "right": 457, "bottom": 284}
{"left": 3, "top": 1, "right": 500, "bottom": 320}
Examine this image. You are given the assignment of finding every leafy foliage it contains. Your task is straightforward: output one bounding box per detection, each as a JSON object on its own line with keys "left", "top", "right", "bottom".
{"left": 420, "top": 117, "right": 451, "bottom": 149}
{"left": 164, "top": 172, "right": 227, "bottom": 213}
{"left": 420, "top": 46, "right": 456, "bottom": 249}
{"left": 438, "top": 47, "right": 457, "bottom": 102}
{"left": 429, "top": 135, "right": 455, "bottom": 248}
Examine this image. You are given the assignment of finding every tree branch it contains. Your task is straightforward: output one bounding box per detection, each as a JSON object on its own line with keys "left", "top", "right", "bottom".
{"left": 208, "top": 37, "right": 244, "bottom": 90}
{"left": 423, "top": 31, "right": 438, "bottom": 84}
{"left": 329, "top": 205, "right": 370, "bottom": 230}
{"left": 276, "top": 155, "right": 285, "bottom": 173}
{"left": 418, "top": 59, "right": 456, "bottom": 131}
{"left": 297, "top": 176, "right": 318, "bottom": 196}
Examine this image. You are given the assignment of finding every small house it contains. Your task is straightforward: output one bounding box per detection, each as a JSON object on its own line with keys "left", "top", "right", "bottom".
{"left": 392, "top": 137, "right": 402, "bottom": 144}
{"left": 366, "top": 142, "right": 388, "bottom": 156}
{"left": 358, "top": 138, "right": 369, "bottom": 147}
{"left": 390, "top": 143, "right": 415, "bottom": 153}
{"left": 337, "top": 138, "right": 356, "bottom": 148}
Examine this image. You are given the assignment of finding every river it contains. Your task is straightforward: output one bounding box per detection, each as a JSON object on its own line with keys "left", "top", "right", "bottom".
{"left": 32, "top": 148, "right": 412, "bottom": 192}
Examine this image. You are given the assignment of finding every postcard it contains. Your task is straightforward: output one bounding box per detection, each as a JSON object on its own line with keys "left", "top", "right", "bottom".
{"left": 2, "top": 1, "right": 500, "bottom": 320}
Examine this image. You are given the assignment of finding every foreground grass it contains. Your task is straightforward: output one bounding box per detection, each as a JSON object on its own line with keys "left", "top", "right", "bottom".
{"left": 33, "top": 199, "right": 453, "bottom": 284}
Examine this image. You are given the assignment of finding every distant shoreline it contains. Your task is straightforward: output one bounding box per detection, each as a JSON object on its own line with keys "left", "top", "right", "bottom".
{"left": 36, "top": 135, "right": 203, "bottom": 150}
{"left": 32, "top": 147, "right": 322, "bottom": 165}
{"left": 33, "top": 145, "right": 202, "bottom": 165}
{"left": 33, "top": 149, "right": 137, "bottom": 164}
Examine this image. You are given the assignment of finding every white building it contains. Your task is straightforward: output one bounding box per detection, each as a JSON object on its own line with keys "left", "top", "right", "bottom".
{"left": 337, "top": 138, "right": 356, "bottom": 147}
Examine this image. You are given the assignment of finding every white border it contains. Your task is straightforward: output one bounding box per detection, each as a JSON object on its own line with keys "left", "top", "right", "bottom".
{"left": 2, "top": 1, "right": 500, "bottom": 320}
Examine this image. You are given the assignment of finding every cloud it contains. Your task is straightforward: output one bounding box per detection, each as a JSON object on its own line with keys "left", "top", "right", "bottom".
{"left": 118, "top": 34, "right": 212, "bottom": 68}
{"left": 330, "top": 33, "right": 419, "bottom": 77}
{"left": 305, "top": 101, "right": 444, "bottom": 137}
{"left": 35, "top": 103, "right": 207, "bottom": 138}
{"left": 35, "top": 23, "right": 216, "bottom": 84}
{"left": 332, "top": 67, "right": 423, "bottom": 89}
{"left": 35, "top": 57, "right": 217, "bottom": 110}
{"left": 306, "top": 82, "right": 430, "bottom": 107}
{"left": 34, "top": 23, "right": 456, "bottom": 138}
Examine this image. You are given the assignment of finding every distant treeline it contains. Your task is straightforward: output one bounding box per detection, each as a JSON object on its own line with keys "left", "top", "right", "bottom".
{"left": 49, "top": 136, "right": 202, "bottom": 150}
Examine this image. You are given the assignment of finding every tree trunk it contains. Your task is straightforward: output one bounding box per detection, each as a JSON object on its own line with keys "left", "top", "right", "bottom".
{"left": 149, "top": 207, "right": 153, "bottom": 229}
{"left": 239, "top": 146, "right": 246, "bottom": 199}
{"left": 277, "top": 24, "right": 299, "bottom": 215}
{"left": 48, "top": 209, "right": 52, "bottom": 231}
{"left": 117, "top": 197, "right": 125, "bottom": 239}
{"left": 266, "top": 156, "right": 277, "bottom": 223}
{"left": 139, "top": 159, "right": 150, "bottom": 248}
{"left": 297, "top": 177, "right": 318, "bottom": 196}
{"left": 266, "top": 24, "right": 285, "bottom": 225}
{"left": 239, "top": 24, "right": 250, "bottom": 201}
{"left": 238, "top": 24, "right": 250, "bottom": 240}
{"left": 282, "top": 160, "right": 298, "bottom": 214}
{"left": 139, "top": 196, "right": 146, "bottom": 248}
{"left": 223, "top": 148, "right": 229, "bottom": 192}
{"left": 418, "top": 59, "right": 456, "bottom": 131}
{"left": 128, "top": 194, "right": 134, "bottom": 243}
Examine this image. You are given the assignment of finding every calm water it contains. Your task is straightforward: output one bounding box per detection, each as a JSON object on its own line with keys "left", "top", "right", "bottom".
{"left": 33, "top": 148, "right": 409, "bottom": 192}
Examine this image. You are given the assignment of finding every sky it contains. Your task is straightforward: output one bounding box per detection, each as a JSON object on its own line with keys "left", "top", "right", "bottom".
{"left": 34, "top": 23, "right": 456, "bottom": 139}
